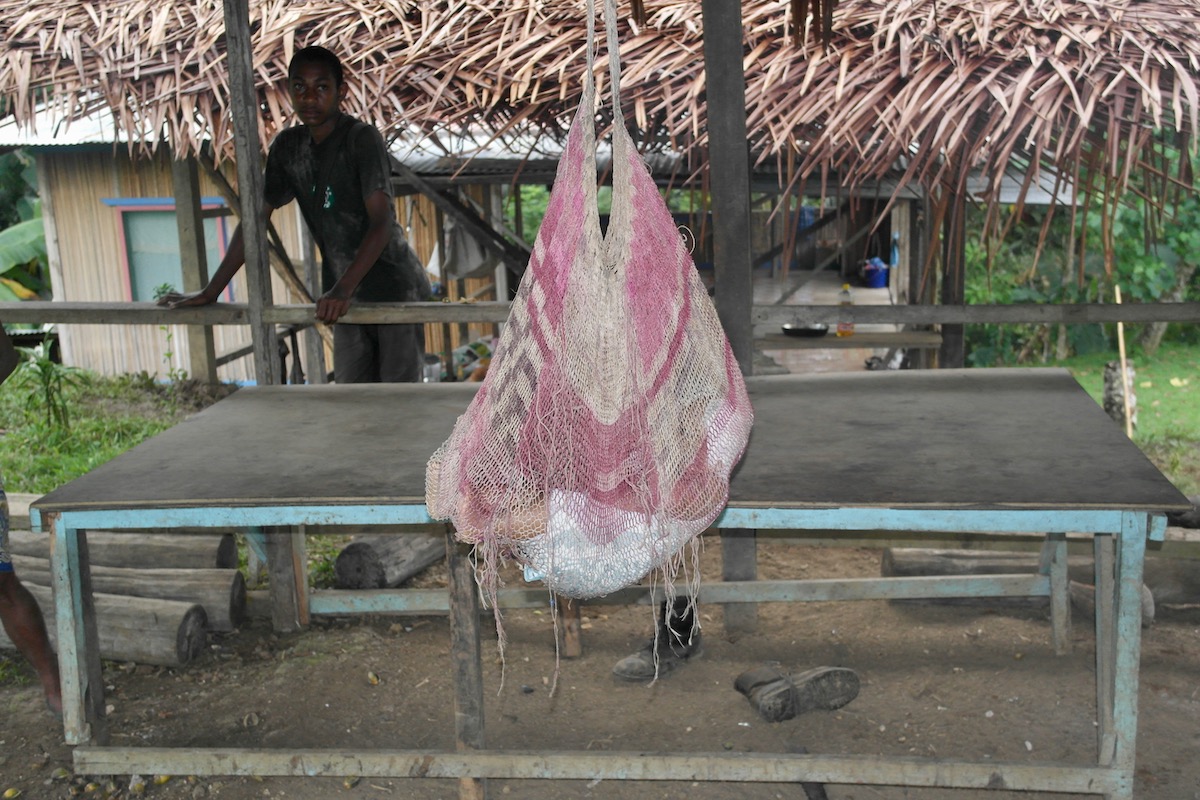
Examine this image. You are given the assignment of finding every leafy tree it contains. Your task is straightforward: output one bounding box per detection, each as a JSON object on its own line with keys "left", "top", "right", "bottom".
{"left": 964, "top": 132, "right": 1200, "bottom": 364}
{"left": 0, "top": 150, "right": 49, "bottom": 301}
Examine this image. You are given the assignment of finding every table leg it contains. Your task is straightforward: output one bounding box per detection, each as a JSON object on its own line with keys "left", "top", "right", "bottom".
{"left": 1039, "top": 532, "right": 1071, "bottom": 655}
{"left": 1108, "top": 514, "right": 1150, "bottom": 788}
{"left": 721, "top": 528, "right": 757, "bottom": 633}
{"left": 446, "top": 526, "right": 486, "bottom": 800}
{"left": 261, "top": 526, "right": 308, "bottom": 633}
{"left": 50, "top": 519, "right": 107, "bottom": 745}
{"left": 242, "top": 529, "right": 268, "bottom": 588}
{"left": 1093, "top": 533, "right": 1116, "bottom": 765}
{"left": 556, "top": 595, "right": 583, "bottom": 658}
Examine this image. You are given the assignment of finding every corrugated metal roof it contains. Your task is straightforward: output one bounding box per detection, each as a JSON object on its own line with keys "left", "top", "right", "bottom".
{"left": 0, "top": 105, "right": 131, "bottom": 147}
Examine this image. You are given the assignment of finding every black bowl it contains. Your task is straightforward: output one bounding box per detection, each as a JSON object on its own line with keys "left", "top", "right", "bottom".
{"left": 781, "top": 323, "right": 829, "bottom": 338}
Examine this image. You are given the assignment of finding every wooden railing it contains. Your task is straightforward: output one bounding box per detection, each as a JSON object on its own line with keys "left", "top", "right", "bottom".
{"left": 5, "top": 300, "right": 1198, "bottom": 327}
{"left": 3, "top": 300, "right": 1197, "bottom": 368}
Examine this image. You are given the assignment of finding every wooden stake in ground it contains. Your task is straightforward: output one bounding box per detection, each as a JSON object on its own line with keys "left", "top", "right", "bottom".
{"left": 1115, "top": 285, "right": 1133, "bottom": 438}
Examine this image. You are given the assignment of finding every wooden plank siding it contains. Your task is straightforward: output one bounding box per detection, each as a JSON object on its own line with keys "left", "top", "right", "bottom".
{"left": 39, "top": 148, "right": 309, "bottom": 383}
{"left": 36, "top": 148, "right": 478, "bottom": 384}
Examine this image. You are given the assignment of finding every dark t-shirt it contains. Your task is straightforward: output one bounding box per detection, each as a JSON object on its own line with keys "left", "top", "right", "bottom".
{"left": 263, "top": 114, "right": 430, "bottom": 303}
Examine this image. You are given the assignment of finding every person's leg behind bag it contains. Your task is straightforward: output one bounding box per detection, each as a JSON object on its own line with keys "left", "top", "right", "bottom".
{"left": 333, "top": 323, "right": 381, "bottom": 383}
{"left": 376, "top": 323, "right": 423, "bottom": 383}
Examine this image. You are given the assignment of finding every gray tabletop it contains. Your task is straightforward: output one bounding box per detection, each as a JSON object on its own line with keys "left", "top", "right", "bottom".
{"left": 34, "top": 368, "right": 1190, "bottom": 514}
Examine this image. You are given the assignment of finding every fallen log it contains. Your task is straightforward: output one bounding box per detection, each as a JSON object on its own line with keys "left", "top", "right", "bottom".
{"left": 881, "top": 547, "right": 1198, "bottom": 604}
{"left": 1069, "top": 580, "right": 1156, "bottom": 626}
{"left": 11, "top": 555, "right": 245, "bottom": 632}
{"left": 0, "top": 583, "right": 207, "bottom": 667}
{"left": 333, "top": 532, "right": 445, "bottom": 589}
{"left": 7, "top": 529, "right": 237, "bottom": 570}
{"left": 1166, "top": 495, "right": 1200, "bottom": 529}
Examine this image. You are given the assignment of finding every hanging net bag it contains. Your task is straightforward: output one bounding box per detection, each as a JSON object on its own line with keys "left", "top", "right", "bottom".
{"left": 426, "top": 0, "right": 753, "bottom": 603}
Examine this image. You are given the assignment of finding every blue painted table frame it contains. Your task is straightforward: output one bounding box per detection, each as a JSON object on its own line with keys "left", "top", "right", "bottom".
{"left": 33, "top": 370, "right": 1189, "bottom": 799}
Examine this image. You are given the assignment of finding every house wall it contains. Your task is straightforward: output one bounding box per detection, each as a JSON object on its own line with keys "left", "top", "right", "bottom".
{"left": 39, "top": 147, "right": 307, "bottom": 383}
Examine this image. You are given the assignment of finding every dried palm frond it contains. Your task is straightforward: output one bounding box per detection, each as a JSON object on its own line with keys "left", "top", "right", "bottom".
{"left": 2, "top": 0, "right": 1198, "bottom": 253}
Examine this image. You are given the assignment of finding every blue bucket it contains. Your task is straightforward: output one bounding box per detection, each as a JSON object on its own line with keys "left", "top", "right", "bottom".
{"left": 862, "top": 259, "right": 889, "bottom": 288}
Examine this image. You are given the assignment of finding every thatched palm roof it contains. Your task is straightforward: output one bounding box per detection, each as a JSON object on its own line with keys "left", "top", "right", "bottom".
{"left": 2, "top": 0, "right": 1199, "bottom": 214}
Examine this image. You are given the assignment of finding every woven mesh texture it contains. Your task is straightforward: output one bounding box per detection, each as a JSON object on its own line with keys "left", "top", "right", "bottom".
{"left": 426, "top": 24, "right": 753, "bottom": 600}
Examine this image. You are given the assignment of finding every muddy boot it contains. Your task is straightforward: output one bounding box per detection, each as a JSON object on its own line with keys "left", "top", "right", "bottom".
{"left": 612, "top": 597, "right": 700, "bottom": 681}
{"left": 734, "top": 663, "right": 860, "bottom": 723}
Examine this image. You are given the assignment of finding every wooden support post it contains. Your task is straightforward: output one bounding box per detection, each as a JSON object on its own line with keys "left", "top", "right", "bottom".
{"left": 299, "top": 224, "right": 327, "bottom": 383}
{"left": 1110, "top": 514, "right": 1150, "bottom": 775}
{"left": 1040, "top": 532, "right": 1071, "bottom": 655}
{"left": 221, "top": 0, "right": 279, "bottom": 386}
{"left": 170, "top": 155, "right": 218, "bottom": 384}
{"left": 446, "top": 527, "right": 485, "bottom": 800}
{"left": 701, "top": 0, "right": 754, "bottom": 372}
{"left": 263, "top": 527, "right": 308, "bottom": 633}
{"left": 50, "top": 520, "right": 108, "bottom": 745}
{"left": 909, "top": 198, "right": 934, "bottom": 370}
{"left": 721, "top": 529, "right": 758, "bottom": 634}
{"left": 1094, "top": 533, "right": 1116, "bottom": 764}
{"left": 557, "top": 596, "right": 582, "bottom": 658}
{"left": 703, "top": 0, "right": 757, "bottom": 635}
{"left": 938, "top": 172, "right": 967, "bottom": 369}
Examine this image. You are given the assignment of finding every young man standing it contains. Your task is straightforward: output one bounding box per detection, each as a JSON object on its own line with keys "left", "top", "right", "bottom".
{"left": 161, "top": 46, "right": 430, "bottom": 383}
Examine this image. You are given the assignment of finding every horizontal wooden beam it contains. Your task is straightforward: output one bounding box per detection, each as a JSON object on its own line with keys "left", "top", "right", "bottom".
{"left": 757, "top": 302, "right": 1200, "bottom": 326}
{"left": 262, "top": 302, "right": 511, "bottom": 325}
{"left": 72, "top": 747, "right": 1124, "bottom": 793}
{"left": 0, "top": 302, "right": 247, "bottom": 325}
{"left": 309, "top": 574, "right": 1049, "bottom": 616}
{"left": 757, "top": 331, "right": 942, "bottom": 349}
{"left": 0, "top": 301, "right": 510, "bottom": 326}
{"left": 4, "top": 300, "right": 1197, "bottom": 328}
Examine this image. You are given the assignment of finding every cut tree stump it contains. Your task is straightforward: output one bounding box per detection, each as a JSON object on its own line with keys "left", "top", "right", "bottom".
{"left": 0, "top": 583, "right": 207, "bottom": 666}
{"left": 10, "top": 555, "right": 245, "bottom": 632}
{"left": 7, "top": 529, "right": 237, "bottom": 569}
{"left": 333, "top": 532, "right": 446, "bottom": 589}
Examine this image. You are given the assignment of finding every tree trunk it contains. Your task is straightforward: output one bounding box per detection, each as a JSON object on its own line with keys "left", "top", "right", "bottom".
{"left": 11, "top": 555, "right": 245, "bottom": 632}
{"left": 1137, "top": 263, "right": 1197, "bottom": 356}
{"left": 0, "top": 583, "right": 207, "bottom": 667}
{"left": 7, "top": 529, "right": 237, "bottom": 569}
{"left": 333, "top": 532, "right": 446, "bottom": 589}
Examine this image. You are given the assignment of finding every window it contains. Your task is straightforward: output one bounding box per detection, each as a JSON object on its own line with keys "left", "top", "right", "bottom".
{"left": 106, "top": 199, "right": 230, "bottom": 301}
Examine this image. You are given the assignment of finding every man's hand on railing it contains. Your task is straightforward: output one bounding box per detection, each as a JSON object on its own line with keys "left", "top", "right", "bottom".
{"left": 157, "top": 289, "right": 217, "bottom": 309}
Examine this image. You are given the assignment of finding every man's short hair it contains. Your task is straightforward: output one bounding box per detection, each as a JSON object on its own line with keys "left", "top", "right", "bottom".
{"left": 289, "top": 46, "right": 344, "bottom": 86}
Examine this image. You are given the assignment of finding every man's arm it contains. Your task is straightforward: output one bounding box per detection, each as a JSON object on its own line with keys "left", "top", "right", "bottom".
{"left": 314, "top": 189, "right": 393, "bottom": 323}
{"left": 158, "top": 203, "right": 276, "bottom": 308}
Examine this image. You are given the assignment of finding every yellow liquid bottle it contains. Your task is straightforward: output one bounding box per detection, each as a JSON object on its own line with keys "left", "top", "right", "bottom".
{"left": 836, "top": 283, "right": 855, "bottom": 337}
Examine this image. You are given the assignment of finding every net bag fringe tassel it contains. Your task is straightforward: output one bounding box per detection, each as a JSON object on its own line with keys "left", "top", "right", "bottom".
{"left": 426, "top": 0, "right": 753, "bottom": 605}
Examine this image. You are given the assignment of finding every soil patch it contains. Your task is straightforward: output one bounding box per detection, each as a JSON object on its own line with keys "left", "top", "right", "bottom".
{"left": 3, "top": 541, "right": 1199, "bottom": 800}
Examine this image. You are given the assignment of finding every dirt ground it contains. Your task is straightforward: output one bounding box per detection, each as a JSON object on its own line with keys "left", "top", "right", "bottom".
{"left": 3, "top": 537, "right": 1200, "bottom": 800}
